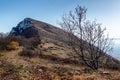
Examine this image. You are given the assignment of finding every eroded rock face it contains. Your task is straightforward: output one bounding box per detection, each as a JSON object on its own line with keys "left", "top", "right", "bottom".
{"left": 10, "top": 18, "right": 38, "bottom": 38}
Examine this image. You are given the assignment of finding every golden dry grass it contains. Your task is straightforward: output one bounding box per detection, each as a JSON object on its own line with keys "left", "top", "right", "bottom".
{"left": 0, "top": 40, "right": 120, "bottom": 80}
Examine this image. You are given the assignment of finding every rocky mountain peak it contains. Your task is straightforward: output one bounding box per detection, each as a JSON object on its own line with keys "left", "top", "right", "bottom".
{"left": 11, "top": 18, "right": 34, "bottom": 35}
{"left": 10, "top": 18, "right": 39, "bottom": 38}
{"left": 10, "top": 18, "right": 66, "bottom": 40}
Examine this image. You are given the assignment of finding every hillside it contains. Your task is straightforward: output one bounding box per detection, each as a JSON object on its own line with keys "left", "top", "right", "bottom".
{"left": 10, "top": 18, "right": 120, "bottom": 64}
{"left": 0, "top": 41, "right": 120, "bottom": 80}
{"left": 0, "top": 18, "right": 119, "bottom": 80}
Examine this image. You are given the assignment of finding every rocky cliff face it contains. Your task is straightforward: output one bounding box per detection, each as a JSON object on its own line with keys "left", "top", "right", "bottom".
{"left": 11, "top": 18, "right": 33, "bottom": 35}
{"left": 10, "top": 18, "right": 38, "bottom": 38}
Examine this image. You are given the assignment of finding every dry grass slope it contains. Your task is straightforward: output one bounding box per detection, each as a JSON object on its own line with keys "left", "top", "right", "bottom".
{"left": 0, "top": 39, "right": 120, "bottom": 80}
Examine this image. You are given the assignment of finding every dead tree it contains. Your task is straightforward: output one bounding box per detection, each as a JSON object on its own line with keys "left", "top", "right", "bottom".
{"left": 60, "top": 6, "right": 112, "bottom": 70}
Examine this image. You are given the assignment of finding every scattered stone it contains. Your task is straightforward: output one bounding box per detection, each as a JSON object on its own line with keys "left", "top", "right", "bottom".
{"left": 38, "top": 69, "right": 43, "bottom": 72}
{"left": 100, "top": 71, "right": 110, "bottom": 75}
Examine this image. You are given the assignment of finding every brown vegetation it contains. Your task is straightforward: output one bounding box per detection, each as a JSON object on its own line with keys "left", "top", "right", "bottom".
{"left": 7, "top": 41, "right": 19, "bottom": 50}
{"left": 0, "top": 34, "right": 20, "bottom": 50}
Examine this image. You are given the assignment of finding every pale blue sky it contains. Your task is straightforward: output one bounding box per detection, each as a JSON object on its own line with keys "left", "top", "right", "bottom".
{"left": 0, "top": 0, "right": 120, "bottom": 38}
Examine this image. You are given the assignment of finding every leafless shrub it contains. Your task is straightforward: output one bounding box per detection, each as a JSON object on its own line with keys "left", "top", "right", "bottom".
{"left": 0, "top": 34, "right": 20, "bottom": 50}
{"left": 19, "top": 48, "right": 37, "bottom": 58}
{"left": 60, "top": 5, "right": 112, "bottom": 70}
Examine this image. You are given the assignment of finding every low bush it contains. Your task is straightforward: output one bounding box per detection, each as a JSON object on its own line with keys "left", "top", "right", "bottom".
{"left": 106, "top": 63, "right": 120, "bottom": 70}
{"left": 0, "top": 53, "right": 3, "bottom": 57}
{"left": 7, "top": 41, "right": 19, "bottom": 50}
{"left": 19, "top": 48, "right": 37, "bottom": 58}
{"left": 104, "top": 58, "right": 120, "bottom": 70}
{"left": 0, "top": 34, "right": 20, "bottom": 50}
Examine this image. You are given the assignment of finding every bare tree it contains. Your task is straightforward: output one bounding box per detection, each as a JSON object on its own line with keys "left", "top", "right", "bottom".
{"left": 60, "top": 6, "right": 112, "bottom": 70}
